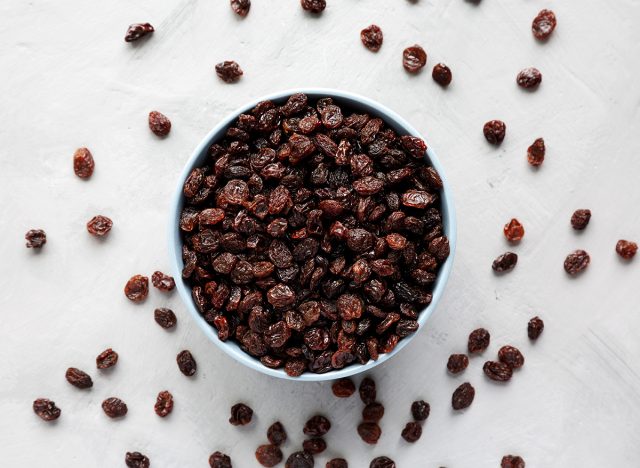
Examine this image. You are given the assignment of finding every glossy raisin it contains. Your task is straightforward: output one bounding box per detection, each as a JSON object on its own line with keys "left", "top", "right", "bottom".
{"left": 528, "top": 316, "right": 544, "bottom": 340}
{"left": 432, "top": 63, "right": 452, "bottom": 86}
{"left": 532, "top": 9, "right": 556, "bottom": 40}
{"left": 303, "top": 438, "right": 327, "bottom": 454}
{"left": 176, "top": 350, "right": 197, "bottom": 376}
{"left": 468, "top": 328, "right": 490, "bottom": 353}
{"left": 124, "top": 23, "right": 154, "bottom": 42}
{"left": 229, "top": 403, "right": 253, "bottom": 426}
{"left": 570, "top": 209, "right": 591, "bottom": 230}
{"left": 357, "top": 422, "right": 381, "bottom": 444}
{"left": 303, "top": 415, "right": 331, "bottom": 436}
{"left": 65, "top": 368, "right": 93, "bottom": 389}
{"left": 125, "top": 452, "right": 150, "bottom": 468}
{"left": 359, "top": 377, "right": 376, "bottom": 404}
{"left": 332, "top": 378, "right": 356, "bottom": 397}
{"left": 616, "top": 240, "right": 637, "bottom": 259}
{"left": 154, "top": 390, "right": 174, "bottom": 417}
{"left": 411, "top": 400, "right": 430, "bottom": 421}
{"left": 362, "top": 402, "right": 385, "bottom": 422}
{"left": 33, "top": 398, "right": 61, "bottom": 421}
{"left": 361, "top": 25, "right": 383, "bottom": 52}
{"left": 215, "top": 61, "right": 243, "bottom": 83}
{"left": 483, "top": 120, "right": 506, "bottom": 144}
{"left": 149, "top": 110, "right": 171, "bottom": 136}
{"left": 25, "top": 229, "right": 46, "bottom": 248}
{"left": 96, "top": 348, "right": 118, "bottom": 369}
{"left": 124, "top": 275, "right": 149, "bottom": 302}
{"left": 503, "top": 219, "right": 524, "bottom": 242}
{"left": 502, "top": 455, "right": 526, "bottom": 468}
{"left": 102, "top": 397, "right": 127, "bottom": 418}
{"left": 86, "top": 215, "right": 112, "bottom": 237}
{"left": 267, "top": 421, "right": 287, "bottom": 446}
{"left": 401, "top": 421, "right": 422, "bottom": 443}
{"left": 447, "top": 354, "right": 469, "bottom": 374}
{"left": 209, "top": 451, "right": 232, "bottom": 468}
{"left": 73, "top": 147, "right": 95, "bottom": 178}
{"left": 492, "top": 252, "right": 518, "bottom": 273}
{"left": 327, "top": 459, "right": 348, "bottom": 468}
{"left": 403, "top": 45, "right": 427, "bottom": 73}
{"left": 301, "top": 0, "right": 326, "bottom": 13}
{"left": 255, "top": 444, "right": 283, "bottom": 467}
{"left": 527, "top": 138, "right": 545, "bottom": 166}
{"left": 452, "top": 382, "right": 475, "bottom": 410}
{"left": 564, "top": 250, "right": 590, "bottom": 275}
{"left": 230, "top": 0, "right": 251, "bottom": 16}
{"left": 517, "top": 67, "right": 542, "bottom": 89}
{"left": 370, "top": 457, "right": 395, "bottom": 468}
{"left": 483, "top": 361, "right": 513, "bottom": 381}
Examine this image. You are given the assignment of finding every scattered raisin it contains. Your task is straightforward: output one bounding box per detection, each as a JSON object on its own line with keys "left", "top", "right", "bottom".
{"left": 503, "top": 219, "right": 524, "bottom": 242}
{"left": 154, "top": 390, "right": 174, "bottom": 417}
{"left": 483, "top": 361, "right": 513, "bottom": 382}
{"left": 303, "top": 415, "right": 331, "bottom": 436}
{"left": 73, "top": 147, "right": 95, "bottom": 179}
{"left": 303, "top": 438, "right": 327, "bottom": 454}
{"left": 411, "top": 400, "right": 430, "bottom": 421}
{"left": 359, "top": 377, "right": 376, "bottom": 404}
{"left": 124, "top": 23, "right": 154, "bottom": 42}
{"left": 209, "top": 451, "right": 232, "bottom": 468}
{"left": 65, "top": 368, "right": 93, "bottom": 389}
{"left": 125, "top": 452, "right": 150, "bottom": 468}
{"left": 230, "top": 0, "right": 251, "bottom": 16}
{"left": 332, "top": 378, "right": 356, "bottom": 397}
{"left": 403, "top": 45, "right": 427, "bottom": 73}
{"left": 177, "top": 350, "right": 197, "bottom": 376}
{"left": 86, "top": 215, "right": 113, "bottom": 237}
{"left": 451, "top": 382, "right": 475, "bottom": 410}
{"left": 267, "top": 421, "right": 287, "bottom": 446}
{"left": 362, "top": 402, "right": 385, "bottom": 422}
{"left": 528, "top": 316, "right": 544, "bottom": 340}
{"left": 517, "top": 67, "right": 542, "bottom": 89}
{"left": 124, "top": 275, "right": 149, "bottom": 302}
{"left": 616, "top": 240, "right": 637, "bottom": 260}
{"left": 468, "top": 328, "right": 490, "bottom": 353}
{"left": 483, "top": 120, "right": 506, "bottom": 144}
{"left": 432, "top": 63, "right": 452, "bottom": 86}
{"left": 33, "top": 398, "right": 61, "bottom": 421}
{"left": 401, "top": 421, "right": 422, "bottom": 443}
{"left": 102, "top": 397, "right": 128, "bottom": 418}
{"left": 447, "top": 353, "right": 469, "bottom": 374}
{"left": 255, "top": 444, "right": 283, "bottom": 467}
{"left": 492, "top": 252, "right": 518, "bottom": 273}
{"left": 285, "top": 451, "right": 314, "bottom": 468}
{"left": 532, "top": 9, "right": 556, "bottom": 40}
{"left": 229, "top": 402, "right": 253, "bottom": 425}
{"left": 152, "top": 271, "right": 176, "bottom": 291}
{"left": 564, "top": 250, "right": 590, "bottom": 275}
{"left": 570, "top": 209, "right": 591, "bottom": 230}
{"left": 25, "top": 229, "right": 46, "bottom": 248}
{"left": 149, "top": 111, "right": 171, "bottom": 137}
{"left": 96, "top": 348, "right": 118, "bottom": 369}
{"left": 327, "top": 459, "right": 348, "bottom": 468}
{"left": 301, "top": 0, "right": 326, "bottom": 13}
{"left": 357, "top": 422, "right": 381, "bottom": 444}
{"left": 361, "top": 25, "right": 383, "bottom": 52}
{"left": 370, "top": 457, "right": 395, "bottom": 468}
{"left": 154, "top": 308, "right": 177, "bottom": 329}
{"left": 527, "top": 138, "right": 545, "bottom": 166}
{"left": 502, "top": 455, "right": 526, "bottom": 468}
{"left": 215, "top": 61, "right": 243, "bottom": 83}
{"left": 498, "top": 345, "right": 525, "bottom": 369}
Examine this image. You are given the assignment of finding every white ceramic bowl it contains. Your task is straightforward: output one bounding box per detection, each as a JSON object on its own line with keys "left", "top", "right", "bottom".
{"left": 169, "top": 88, "right": 456, "bottom": 381}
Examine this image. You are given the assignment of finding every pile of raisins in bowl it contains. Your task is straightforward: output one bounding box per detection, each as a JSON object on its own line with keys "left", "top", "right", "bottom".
{"left": 179, "top": 92, "right": 449, "bottom": 376}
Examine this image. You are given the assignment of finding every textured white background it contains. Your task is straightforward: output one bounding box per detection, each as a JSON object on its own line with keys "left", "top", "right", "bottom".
{"left": 1, "top": 0, "right": 640, "bottom": 467}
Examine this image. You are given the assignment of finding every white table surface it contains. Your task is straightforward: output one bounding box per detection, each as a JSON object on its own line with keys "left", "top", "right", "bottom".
{"left": 2, "top": 0, "right": 640, "bottom": 466}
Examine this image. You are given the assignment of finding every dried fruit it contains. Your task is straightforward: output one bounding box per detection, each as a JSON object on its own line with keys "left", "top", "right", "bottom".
{"left": 332, "top": 378, "right": 355, "bottom": 397}
{"left": 154, "top": 390, "right": 174, "bottom": 417}
{"left": 447, "top": 353, "right": 469, "bottom": 374}
{"left": 102, "top": 397, "right": 128, "bottom": 418}
{"left": 403, "top": 45, "right": 427, "bottom": 73}
{"left": 230, "top": 0, "right": 251, "bottom": 17}
{"left": 125, "top": 452, "right": 150, "bottom": 468}
{"left": 357, "top": 422, "right": 381, "bottom": 444}
{"left": 359, "top": 377, "right": 376, "bottom": 405}
{"left": 401, "top": 421, "right": 422, "bottom": 443}
{"left": 302, "top": 438, "right": 327, "bottom": 454}
{"left": 327, "top": 459, "right": 348, "bottom": 468}
{"left": 285, "top": 451, "right": 314, "bottom": 468}
{"left": 532, "top": 9, "right": 556, "bottom": 40}
{"left": 301, "top": 0, "right": 326, "bottom": 13}
{"left": 527, "top": 138, "right": 545, "bottom": 166}
{"left": 153, "top": 308, "right": 177, "bottom": 329}
{"left": 498, "top": 345, "right": 525, "bottom": 369}
{"left": 73, "top": 147, "right": 95, "bottom": 178}
{"left": 303, "top": 415, "right": 331, "bottom": 436}
{"left": 86, "top": 215, "right": 113, "bottom": 237}
{"left": 361, "top": 25, "right": 383, "bottom": 52}
{"left": 65, "top": 368, "right": 93, "bottom": 389}
{"left": 528, "top": 316, "right": 544, "bottom": 340}
{"left": 410, "top": 400, "right": 430, "bottom": 421}
{"left": 215, "top": 61, "right": 243, "bottom": 83}
{"left": 502, "top": 455, "right": 526, "bottom": 468}
{"left": 124, "top": 275, "right": 149, "bottom": 302}
{"left": 451, "top": 382, "right": 475, "bottom": 410}
{"left": 255, "top": 444, "right": 283, "bottom": 467}
{"left": 616, "top": 240, "right": 637, "bottom": 260}
{"left": 152, "top": 271, "right": 176, "bottom": 291}
{"left": 148, "top": 111, "right": 171, "bottom": 137}
{"left": 267, "top": 421, "right": 287, "bottom": 446}
{"left": 432, "top": 63, "right": 452, "bottom": 86}
{"left": 177, "top": 350, "right": 197, "bottom": 376}
{"left": 492, "top": 252, "right": 518, "bottom": 273}
{"left": 370, "top": 457, "right": 395, "bottom": 468}
{"left": 33, "top": 398, "right": 61, "bottom": 421}
{"left": 564, "top": 250, "right": 590, "bottom": 275}
{"left": 517, "top": 67, "right": 542, "bottom": 89}
{"left": 468, "top": 328, "right": 490, "bottom": 353}
{"left": 483, "top": 361, "right": 513, "bottom": 382}
{"left": 483, "top": 120, "right": 506, "bottom": 144}
{"left": 209, "top": 451, "right": 232, "bottom": 468}
{"left": 229, "top": 402, "right": 253, "bottom": 425}
{"left": 362, "top": 402, "right": 385, "bottom": 422}
{"left": 96, "top": 348, "right": 118, "bottom": 369}
{"left": 503, "top": 219, "right": 524, "bottom": 242}
{"left": 124, "top": 23, "right": 154, "bottom": 42}
{"left": 570, "top": 209, "right": 591, "bottom": 230}
{"left": 25, "top": 229, "right": 46, "bottom": 248}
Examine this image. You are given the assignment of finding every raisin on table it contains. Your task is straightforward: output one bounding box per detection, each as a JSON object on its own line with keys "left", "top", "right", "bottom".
{"left": 411, "top": 400, "right": 430, "bottom": 421}
{"left": 285, "top": 451, "right": 314, "bottom": 468}
{"left": 124, "top": 275, "right": 149, "bottom": 302}
{"left": 564, "top": 250, "right": 590, "bottom": 275}
{"left": 447, "top": 353, "right": 469, "bottom": 374}
{"left": 327, "top": 459, "right": 348, "bottom": 468}
{"left": 152, "top": 271, "right": 176, "bottom": 291}
{"left": 302, "top": 437, "right": 327, "bottom": 454}
{"left": 570, "top": 209, "right": 591, "bottom": 230}
{"left": 616, "top": 240, "right": 637, "bottom": 260}
{"left": 149, "top": 111, "right": 171, "bottom": 136}
{"left": 303, "top": 415, "right": 331, "bottom": 436}
{"left": 359, "top": 377, "right": 376, "bottom": 404}
{"left": 498, "top": 345, "right": 525, "bottom": 369}
{"left": 33, "top": 398, "right": 61, "bottom": 421}
{"left": 65, "top": 367, "right": 93, "bottom": 389}
{"left": 25, "top": 229, "right": 46, "bottom": 248}
{"left": 255, "top": 444, "right": 283, "bottom": 467}
{"left": 177, "top": 350, "right": 197, "bottom": 376}
{"left": 332, "top": 378, "right": 355, "bottom": 397}
{"left": 362, "top": 402, "right": 385, "bottom": 422}
{"left": 102, "top": 397, "right": 127, "bottom": 418}
{"left": 468, "top": 328, "right": 490, "bottom": 353}
{"left": 73, "top": 147, "right": 94, "bottom": 178}
{"left": 532, "top": 9, "right": 556, "bottom": 40}
{"left": 154, "top": 390, "right": 174, "bottom": 417}
{"left": 483, "top": 361, "right": 513, "bottom": 382}
{"left": 301, "top": 0, "right": 326, "bottom": 13}
{"left": 528, "top": 316, "right": 544, "bottom": 340}
{"left": 125, "top": 23, "right": 154, "bottom": 42}
{"left": 527, "top": 138, "right": 545, "bottom": 166}
{"left": 502, "top": 455, "right": 526, "bottom": 468}
{"left": 87, "top": 215, "right": 113, "bottom": 237}
{"left": 209, "top": 451, "right": 232, "bottom": 468}
{"left": 96, "top": 348, "right": 118, "bottom": 369}
{"left": 492, "top": 252, "right": 518, "bottom": 273}
{"left": 517, "top": 67, "right": 542, "bottom": 89}
{"left": 357, "top": 422, "right": 381, "bottom": 444}
{"left": 231, "top": 0, "right": 251, "bottom": 16}
{"left": 229, "top": 402, "right": 253, "bottom": 425}
{"left": 483, "top": 120, "right": 506, "bottom": 144}
{"left": 432, "top": 63, "right": 452, "bottom": 86}
{"left": 452, "top": 382, "right": 475, "bottom": 410}
{"left": 403, "top": 45, "right": 427, "bottom": 73}
{"left": 370, "top": 456, "right": 395, "bottom": 468}
{"left": 215, "top": 61, "right": 243, "bottom": 83}
{"left": 503, "top": 219, "right": 524, "bottom": 242}
{"left": 267, "top": 421, "right": 287, "bottom": 446}
{"left": 154, "top": 308, "right": 177, "bottom": 329}
{"left": 361, "top": 25, "right": 383, "bottom": 52}
{"left": 401, "top": 421, "right": 422, "bottom": 443}
{"left": 125, "top": 452, "right": 150, "bottom": 468}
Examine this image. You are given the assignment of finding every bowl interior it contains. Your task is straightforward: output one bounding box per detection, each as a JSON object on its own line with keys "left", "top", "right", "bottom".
{"left": 169, "top": 88, "right": 456, "bottom": 381}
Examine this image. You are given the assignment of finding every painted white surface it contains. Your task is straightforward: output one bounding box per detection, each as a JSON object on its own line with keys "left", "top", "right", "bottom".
{"left": 1, "top": 0, "right": 639, "bottom": 466}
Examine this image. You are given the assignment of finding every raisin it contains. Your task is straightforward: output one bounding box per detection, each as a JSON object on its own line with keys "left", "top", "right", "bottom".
{"left": 564, "top": 249, "right": 590, "bottom": 275}
{"left": 468, "top": 328, "right": 490, "bottom": 353}
{"left": 124, "top": 275, "right": 149, "bottom": 302}
{"left": 616, "top": 240, "right": 638, "bottom": 259}
{"left": 570, "top": 209, "right": 591, "bottom": 230}
{"left": 96, "top": 348, "right": 118, "bottom": 369}
{"left": 124, "top": 23, "right": 154, "bottom": 42}
{"left": 230, "top": 0, "right": 251, "bottom": 17}
{"left": 229, "top": 403, "right": 253, "bottom": 425}
{"left": 401, "top": 421, "right": 422, "bottom": 443}
{"left": 503, "top": 219, "right": 524, "bottom": 242}
{"left": 86, "top": 215, "right": 113, "bottom": 237}
{"left": 483, "top": 120, "right": 506, "bottom": 144}
{"left": 176, "top": 350, "right": 197, "bottom": 376}
{"left": 527, "top": 138, "right": 545, "bottom": 166}
{"left": 302, "top": 438, "right": 327, "bottom": 454}
{"left": 102, "top": 397, "right": 128, "bottom": 418}
{"left": 370, "top": 457, "right": 395, "bottom": 468}
{"left": 411, "top": 400, "right": 430, "bottom": 421}
{"left": 483, "top": 361, "right": 513, "bottom": 381}
{"left": 432, "top": 63, "right": 452, "bottom": 86}
{"left": 65, "top": 368, "right": 93, "bottom": 389}
{"left": 255, "top": 444, "right": 283, "bottom": 467}
{"left": 327, "top": 459, "right": 348, "bottom": 468}
{"left": 332, "top": 378, "right": 356, "bottom": 397}
{"left": 152, "top": 271, "right": 175, "bottom": 291}
{"left": 359, "top": 377, "right": 377, "bottom": 404}
{"left": 209, "top": 451, "right": 232, "bottom": 468}
{"left": 285, "top": 451, "right": 314, "bottom": 468}
{"left": 517, "top": 67, "right": 542, "bottom": 89}
{"left": 25, "top": 229, "right": 46, "bottom": 248}
{"left": 267, "top": 421, "right": 287, "bottom": 446}
{"left": 452, "top": 382, "right": 475, "bottom": 410}
{"left": 154, "top": 390, "right": 174, "bottom": 417}
{"left": 153, "top": 308, "right": 176, "bottom": 329}
{"left": 498, "top": 345, "right": 525, "bottom": 369}
{"left": 148, "top": 110, "right": 171, "bottom": 137}
{"left": 532, "top": 9, "right": 556, "bottom": 40}
{"left": 215, "top": 61, "right": 243, "bottom": 83}
{"left": 492, "top": 252, "right": 518, "bottom": 273}
{"left": 33, "top": 398, "right": 61, "bottom": 421}
{"left": 300, "top": 0, "right": 326, "bottom": 13}
{"left": 303, "top": 415, "right": 331, "bottom": 436}
{"left": 528, "top": 316, "right": 544, "bottom": 340}
{"left": 403, "top": 45, "right": 427, "bottom": 73}
{"left": 361, "top": 24, "right": 383, "bottom": 52}
{"left": 362, "top": 402, "right": 384, "bottom": 422}
{"left": 125, "top": 452, "right": 150, "bottom": 468}
{"left": 447, "top": 354, "right": 469, "bottom": 374}
{"left": 357, "top": 422, "right": 381, "bottom": 444}
{"left": 502, "top": 455, "right": 526, "bottom": 468}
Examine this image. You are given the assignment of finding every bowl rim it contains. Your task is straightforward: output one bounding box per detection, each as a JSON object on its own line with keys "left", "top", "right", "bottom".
{"left": 168, "top": 87, "right": 457, "bottom": 381}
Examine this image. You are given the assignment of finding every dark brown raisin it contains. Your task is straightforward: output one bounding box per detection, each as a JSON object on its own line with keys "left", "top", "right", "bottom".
{"left": 447, "top": 353, "right": 469, "bottom": 374}
{"left": 451, "top": 382, "right": 475, "bottom": 410}
{"left": 152, "top": 271, "right": 175, "bottom": 291}
{"left": 124, "top": 275, "right": 149, "bottom": 302}
{"left": 215, "top": 61, "right": 243, "bottom": 83}
{"left": 148, "top": 110, "right": 171, "bottom": 137}
{"left": 209, "top": 451, "right": 232, "bottom": 468}
{"left": 401, "top": 421, "right": 422, "bottom": 443}
{"left": 302, "top": 437, "right": 327, "bottom": 454}
{"left": 154, "top": 308, "right": 177, "bottom": 329}
{"left": 301, "top": 0, "right": 326, "bottom": 13}
{"left": 498, "top": 345, "right": 525, "bottom": 369}
{"left": 517, "top": 67, "right": 542, "bottom": 89}
{"left": 25, "top": 229, "right": 46, "bottom": 248}
{"left": 468, "top": 328, "right": 490, "bottom": 353}
{"left": 96, "top": 348, "right": 118, "bottom": 369}
{"left": 176, "top": 350, "right": 197, "bottom": 376}
{"left": 527, "top": 138, "right": 545, "bottom": 166}
{"left": 492, "top": 252, "right": 518, "bottom": 273}
{"left": 362, "top": 402, "right": 385, "bottom": 422}
{"left": 532, "top": 9, "right": 556, "bottom": 40}
{"left": 411, "top": 400, "right": 430, "bottom": 421}
{"left": 370, "top": 457, "right": 395, "bottom": 468}
{"left": 564, "top": 249, "right": 590, "bottom": 275}
{"left": 528, "top": 316, "right": 544, "bottom": 340}
{"left": 33, "top": 398, "right": 61, "bottom": 421}
{"left": 361, "top": 24, "right": 383, "bottom": 52}
{"left": 483, "top": 361, "right": 513, "bottom": 381}
{"left": 285, "top": 451, "right": 314, "bottom": 468}
{"left": 230, "top": 0, "right": 251, "bottom": 16}
{"left": 483, "top": 120, "right": 506, "bottom": 144}
{"left": 327, "top": 459, "right": 348, "bottom": 468}
{"left": 229, "top": 402, "right": 253, "bottom": 426}
{"left": 403, "top": 45, "right": 427, "bottom": 73}
{"left": 102, "top": 397, "right": 128, "bottom": 418}
{"left": 125, "top": 452, "right": 150, "bottom": 468}
{"left": 124, "top": 23, "right": 154, "bottom": 42}
{"left": 432, "top": 63, "right": 452, "bottom": 86}
{"left": 357, "top": 422, "right": 381, "bottom": 444}
{"left": 255, "top": 444, "right": 283, "bottom": 467}
{"left": 332, "top": 378, "right": 356, "bottom": 397}
{"left": 303, "top": 415, "right": 331, "bottom": 436}
{"left": 154, "top": 390, "right": 174, "bottom": 417}
{"left": 86, "top": 215, "right": 113, "bottom": 237}
{"left": 502, "top": 455, "right": 526, "bottom": 468}
{"left": 616, "top": 240, "right": 637, "bottom": 260}
{"left": 73, "top": 147, "right": 95, "bottom": 178}
{"left": 503, "top": 218, "right": 524, "bottom": 242}
{"left": 359, "top": 377, "right": 376, "bottom": 404}
{"left": 267, "top": 421, "right": 287, "bottom": 446}
{"left": 570, "top": 209, "right": 591, "bottom": 230}
{"left": 65, "top": 368, "right": 93, "bottom": 389}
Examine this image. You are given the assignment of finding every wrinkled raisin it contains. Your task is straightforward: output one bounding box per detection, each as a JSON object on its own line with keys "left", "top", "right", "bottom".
{"left": 327, "top": 459, "right": 348, "bottom": 468}
{"left": 154, "top": 390, "right": 174, "bottom": 417}
{"left": 357, "top": 422, "right": 381, "bottom": 444}
{"left": 532, "top": 9, "right": 556, "bottom": 40}
{"left": 359, "top": 377, "right": 376, "bottom": 404}
{"left": 401, "top": 421, "right": 422, "bottom": 443}
{"left": 483, "top": 361, "right": 513, "bottom": 381}
{"left": 302, "top": 437, "right": 327, "bottom": 454}
{"left": 452, "top": 382, "right": 475, "bottom": 410}
{"left": 411, "top": 400, "right": 430, "bottom": 421}
{"left": 229, "top": 402, "right": 253, "bottom": 425}
{"left": 301, "top": 0, "right": 326, "bottom": 13}
{"left": 502, "top": 455, "right": 526, "bottom": 468}
{"left": 124, "top": 275, "right": 149, "bottom": 302}
{"left": 432, "top": 63, "right": 452, "bottom": 86}
{"left": 362, "top": 402, "right": 384, "bottom": 422}
{"left": 468, "top": 328, "right": 490, "bottom": 353}
{"left": 285, "top": 451, "right": 314, "bottom": 468}
{"left": 528, "top": 316, "right": 544, "bottom": 340}
{"left": 492, "top": 252, "right": 518, "bottom": 273}
{"left": 33, "top": 398, "right": 61, "bottom": 421}
{"left": 154, "top": 308, "right": 177, "bottom": 329}
{"left": 517, "top": 67, "right": 542, "bottom": 89}
{"left": 125, "top": 452, "right": 150, "bottom": 468}
{"left": 564, "top": 249, "right": 590, "bottom": 275}
{"left": 255, "top": 444, "right": 283, "bottom": 467}
{"left": 177, "top": 350, "right": 197, "bottom": 376}
{"left": 209, "top": 451, "right": 232, "bottom": 468}
{"left": 25, "top": 229, "right": 46, "bottom": 248}
{"left": 149, "top": 111, "right": 171, "bottom": 137}
{"left": 361, "top": 24, "right": 383, "bottom": 52}
{"left": 152, "top": 271, "right": 175, "bottom": 291}
{"left": 403, "top": 45, "right": 427, "bottom": 73}
{"left": 86, "top": 215, "right": 112, "bottom": 237}
{"left": 96, "top": 348, "right": 118, "bottom": 369}
{"left": 65, "top": 367, "right": 93, "bottom": 389}
{"left": 267, "top": 421, "right": 287, "bottom": 446}
{"left": 73, "top": 147, "right": 95, "bottom": 178}
{"left": 447, "top": 353, "right": 469, "bottom": 374}
{"left": 498, "top": 345, "right": 525, "bottom": 369}
{"left": 215, "top": 61, "right": 243, "bottom": 83}
{"left": 503, "top": 219, "right": 524, "bottom": 242}
{"left": 370, "top": 457, "right": 395, "bottom": 468}
{"left": 527, "top": 138, "right": 545, "bottom": 166}
{"left": 483, "top": 120, "right": 506, "bottom": 144}
{"left": 102, "top": 397, "right": 127, "bottom": 418}
{"left": 231, "top": 0, "right": 251, "bottom": 16}
{"left": 616, "top": 240, "right": 637, "bottom": 260}
{"left": 332, "top": 378, "right": 356, "bottom": 397}
{"left": 303, "top": 415, "right": 331, "bottom": 436}
{"left": 570, "top": 209, "right": 591, "bottom": 230}
{"left": 125, "top": 23, "right": 154, "bottom": 42}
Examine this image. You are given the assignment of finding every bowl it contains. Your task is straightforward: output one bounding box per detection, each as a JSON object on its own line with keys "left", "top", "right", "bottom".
{"left": 169, "top": 88, "right": 456, "bottom": 381}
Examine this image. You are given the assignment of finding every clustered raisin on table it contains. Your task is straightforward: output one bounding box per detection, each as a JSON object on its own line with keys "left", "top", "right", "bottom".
{"left": 179, "top": 93, "right": 449, "bottom": 376}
